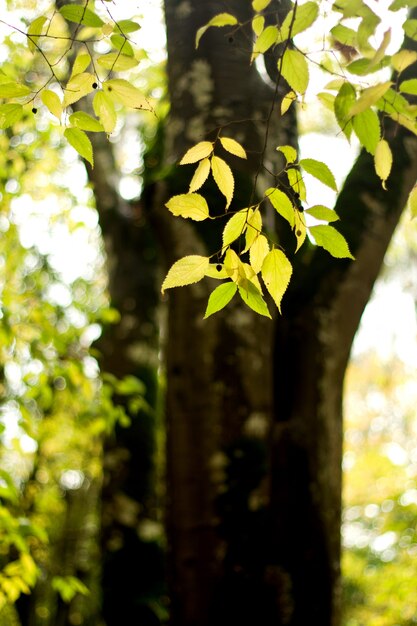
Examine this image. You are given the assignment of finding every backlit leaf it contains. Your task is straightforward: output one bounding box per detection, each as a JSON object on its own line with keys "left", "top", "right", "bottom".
{"left": 180, "top": 141, "right": 213, "bottom": 165}
{"left": 224, "top": 248, "right": 244, "bottom": 283}
{"left": 114, "top": 20, "right": 141, "bottom": 34}
{"left": 250, "top": 234, "right": 270, "bottom": 274}
{"left": 277, "top": 2, "right": 319, "bottom": 42}
{"left": 111, "top": 35, "right": 134, "bottom": 56}
{"left": 211, "top": 155, "right": 234, "bottom": 208}
{"left": 166, "top": 193, "right": 209, "bottom": 221}
{"left": 403, "top": 19, "right": 417, "bottom": 41}
{"left": 287, "top": 168, "right": 306, "bottom": 201}
{"left": 252, "top": 15, "right": 265, "bottom": 35}
{"left": 63, "top": 73, "right": 96, "bottom": 107}
{"left": 251, "top": 26, "right": 279, "bottom": 62}
{"left": 41, "top": 90, "right": 62, "bottom": 119}
{"left": 294, "top": 210, "right": 306, "bottom": 252}
{"left": 305, "top": 205, "right": 339, "bottom": 222}
{"left": 97, "top": 53, "right": 138, "bottom": 71}
{"left": 334, "top": 81, "right": 356, "bottom": 139}
{"left": 252, "top": 0, "right": 272, "bottom": 10}
{"left": 399, "top": 78, "right": 417, "bottom": 95}
{"left": 281, "top": 91, "right": 297, "bottom": 115}
{"left": 93, "top": 91, "right": 117, "bottom": 134}
{"left": 238, "top": 281, "right": 271, "bottom": 318}
{"left": 279, "top": 49, "right": 309, "bottom": 94}
{"left": 219, "top": 137, "right": 247, "bottom": 159}
{"left": 244, "top": 208, "right": 262, "bottom": 251}
{"left": 0, "top": 82, "right": 30, "bottom": 98}
{"left": 189, "top": 158, "right": 211, "bottom": 192}
{"left": 204, "top": 282, "right": 237, "bottom": 318}
{"left": 277, "top": 145, "right": 297, "bottom": 163}
{"left": 352, "top": 108, "right": 380, "bottom": 154}
{"left": 59, "top": 5, "right": 104, "bottom": 27}
{"left": 64, "top": 127, "right": 94, "bottom": 166}
{"left": 222, "top": 210, "right": 248, "bottom": 248}
{"left": 265, "top": 187, "right": 295, "bottom": 227}
{"left": 349, "top": 81, "right": 392, "bottom": 117}
{"left": 69, "top": 111, "right": 104, "bottom": 132}
{"left": 0, "top": 103, "right": 23, "bottom": 129}
{"left": 104, "top": 79, "right": 151, "bottom": 110}
{"left": 310, "top": 225, "right": 354, "bottom": 258}
{"left": 161, "top": 256, "right": 210, "bottom": 293}
{"left": 71, "top": 53, "right": 91, "bottom": 78}
{"left": 205, "top": 264, "right": 229, "bottom": 279}
{"left": 408, "top": 185, "right": 417, "bottom": 218}
{"left": 299, "top": 158, "right": 337, "bottom": 191}
{"left": 391, "top": 50, "right": 417, "bottom": 73}
{"left": 196, "top": 13, "right": 238, "bottom": 48}
{"left": 374, "top": 138, "right": 392, "bottom": 189}
{"left": 261, "top": 249, "right": 292, "bottom": 313}
{"left": 27, "top": 16, "right": 47, "bottom": 53}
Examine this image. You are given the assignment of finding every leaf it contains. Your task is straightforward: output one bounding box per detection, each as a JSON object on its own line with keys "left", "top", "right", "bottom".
{"left": 238, "top": 281, "right": 271, "bottom": 318}
{"left": 408, "top": 185, "right": 417, "bottom": 218}
{"left": 374, "top": 138, "right": 392, "bottom": 189}
{"left": 352, "top": 108, "right": 380, "bottom": 154}
{"left": 404, "top": 19, "right": 417, "bottom": 41}
{"left": 222, "top": 210, "right": 248, "bottom": 249}
{"left": 64, "top": 127, "right": 94, "bottom": 167}
{"left": 211, "top": 156, "right": 234, "bottom": 208}
{"left": 103, "top": 79, "right": 151, "bottom": 110}
{"left": 162, "top": 256, "right": 210, "bottom": 293}
{"left": 261, "top": 249, "right": 292, "bottom": 313}
{"left": 310, "top": 225, "right": 354, "bottom": 258}
{"left": 223, "top": 248, "right": 244, "bottom": 283}
{"left": 279, "top": 49, "right": 309, "bottom": 95}
{"left": 299, "top": 158, "right": 337, "bottom": 191}
{"left": 399, "top": 78, "right": 417, "bottom": 95}
{"left": 180, "top": 141, "right": 213, "bottom": 165}
{"left": 334, "top": 82, "right": 356, "bottom": 139}
{"left": 251, "top": 25, "right": 279, "bottom": 62}
{"left": 204, "top": 282, "right": 237, "bottom": 318}
{"left": 266, "top": 187, "right": 295, "bottom": 226}
{"left": 219, "top": 137, "right": 247, "bottom": 159}
{"left": 391, "top": 50, "right": 417, "bottom": 73}
{"left": 244, "top": 208, "right": 262, "bottom": 251}
{"left": 59, "top": 5, "right": 104, "bottom": 27}
{"left": 287, "top": 168, "right": 306, "bottom": 201}
{"left": 252, "top": 15, "right": 265, "bottom": 35}
{"left": 349, "top": 82, "right": 392, "bottom": 117}
{"left": 41, "top": 90, "right": 62, "bottom": 119}
{"left": 0, "top": 103, "right": 23, "bottom": 129}
{"left": 189, "top": 158, "right": 211, "bottom": 192}
{"left": 252, "top": 0, "right": 272, "bottom": 10}
{"left": 205, "top": 264, "right": 229, "bottom": 279}
{"left": 294, "top": 210, "right": 307, "bottom": 252}
{"left": 110, "top": 35, "right": 134, "bottom": 57}
{"left": 69, "top": 111, "right": 104, "bottom": 132}
{"left": 250, "top": 234, "right": 270, "bottom": 273}
{"left": 281, "top": 91, "right": 297, "bottom": 115}
{"left": 93, "top": 91, "right": 117, "bottom": 134}
{"left": 277, "top": 1, "right": 319, "bottom": 42}
{"left": 0, "top": 82, "right": 30, "bottom": 98}
{"left": 71, "top": 53, "right": 91, "bottom": 78}
{"left": 331, "top": 24, "right": 357, "bottom": 47}
{"left": 97, "top": 53, "right": 138, "bottom": 71}
{"left": 114, "top": 19, "right": 141, "bottom": 34}
{"left": 305, "top": 205, "right": 339, "bottom": 222}
{"left": 165, "top": 193, "right": 209, "bottom": 221}
{"left": 63, "top": 73, "right": 96, "bottom": 107}
{"left": 277, "top": 145, "right": 297, "bottom": 163}
{"left": 195, "top": 13, "right": 238, "bottom": 48}
{"left": 27, "top": 16, "right": 47, "bottom": 52}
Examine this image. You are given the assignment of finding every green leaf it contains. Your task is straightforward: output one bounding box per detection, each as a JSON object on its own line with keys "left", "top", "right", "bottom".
{"left": 252, "top": 0, "right": 272, "bottom": 10}
{"left": 71, "top": 53, "right": 91, "bottom": 77}
{"left": 161, "top": 255, "right": 210, "bottom": 293}
{"left": 408, "top": 185, "right": 417, "bottom": 218}
{"left": 287, "top": 168, "right": 306, "bottom": 201}
{"left": 204, "top": 282, "right": 237, "bottom": 318}
{"left": 0, "top": 82, "right": 30, "bottom": 98}
{"left": 69, "top": 111, "right": 104, "bottom": 132}
{"left": 305, "top": 205, "right": 339, "bottom": 222}
{"left": 300, "top": 158, "right": 337, "bottom": 191}
{"left": 41, "top": 90, "right": 62, "bottom": 119}
{"left": 252, "top": 15, "right": 265, "bottom": 35}
{"left": 222, "top": 209, "right": 248, "bottom": 248}
{"left": 97, "top": 53, "right": 138, "bottom": 71}
{"left": 93, "top": 91, "right": 117, "bottom": 134}
{"left": 281, "top": 90, "right": 297, "bottom": 115}
{"left": 180, "top": 141, "right": 213, "bottom": 164}
{"left": 189, "top": 158, "right": 211, "bottom": 192}
{"left": 244, "top": 208, "right": 262, "bottom": 251}
{"left": 195, "top": 13, "right": 238, "bottom": 48}
{"left": 219, "top": 137, "right": 247, "bottom": 159}
{"left": 374, "top": 138, "right": 392, "bottom": 190}
{"left": 403, "top": 19, "right": 417, "bottom": 41}
{"left": 238, "top": 280, "right": 271, "bottom": 318}
{"left": 391, "top": 50, "right": 417, "bottom": 73}
{"left": 352, "top": 108, "right": 380, "bottom": 154}
{"left": 114, "top": 19, "right": 141, "bottom": 34}
{"left": 278, "top": 1, "right": 319, "bottom": 42}
{"left": 277, "top": 145, "right": 297, "bottom": 163}
{"left": 265, "top": 187, "right": 295, "bottom": 227}
{"left": 27, "top": 16, "right": 47, "bottom": 52}
{"left": 64, "top": 127, "right": 94, "bottom": 166}
{"left": 399, "top": 78, "right": 417, "bottom": 95}
{"left": 334, "top": 82, "right": 356, "bottom": 139}
{"left": 103, "top": 79, "right": 151, "bottom": 110}
{"left": 279, "top": 49, "right": 309, "bottom": 94}
{"left": 59, "top": 5, "right": 104, "bottom": 27}
{"left": 63, "top": 73, "right": 96, "bottom": 107}
{"left": 310, "top": 225, "right": 354, "bottom": 258}
{"left": 331, "top": 24, "right": 357, "bottom": 47}
{"left": 110, "top": 35, "right": 134, "bottom": 57}
{"left": 211, "top": 156, "right": 234, "bottom": 208}
{"left": 0, "top": 103, "right": 23, "bottom": 129}
{"left": 348, "top": 81, "right": 392, "bottom": 117}
{"left": 165, "top": 193, "right": 210, "bottom": 221}
{"left": 250, "top": 234, "right": 270, "bottom": 273}
{"left": 261, "top": 249, "right": 292, "bottom": 313}
{"left": 251, "top": 25, "right": 279, "bottom": 62}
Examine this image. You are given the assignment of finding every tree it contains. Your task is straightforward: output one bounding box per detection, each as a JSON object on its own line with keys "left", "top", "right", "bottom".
{"left": 2, "top": 1, "right": 417, "bottom": 625}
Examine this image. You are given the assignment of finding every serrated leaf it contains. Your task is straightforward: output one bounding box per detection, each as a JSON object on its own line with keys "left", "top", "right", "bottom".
{"left": 279, "top": 49, "right": 309, "bottom": 94}
{"left": 0, "top": 82, "right": 30, "bottom": 98}
{"left": 204, "top": 282, "right": 237, "bottom": 318}
{"left": 180, "top": 141, "right": 213, "bottom": 165}
{"left": 93, "top": 91, "right": 117, "bottom": 134}
{"left": 222, "top": 209, "right": 248, "bottom": 249}
{"left": 408, "top": 185, "right": 417, "bottom": 218}
{"left": 211, "top": 155, "right": 234, "bottom": 208}
{"left": 97, "top": 53, "right": 138, "bottom": 71}
{"left": 331, "top": 24, "right": 357, "bottom": 47}
{"left": 252, "top": 15, "right": 265, "bottom": 35}
{"left": 219, "top": 136, "right": 247, "bottom": 159}
{"left": 251, "top": 25, "right": 279, "bottom": 62}
{"left": 281, "top": 90, "right": 297, "bottom": 115}
{"left": 317, "top": 92, "right": 335, "bottom": 112}
{"left": 223, "top": 248, "right": 243, "bottom": 283}
{"left": 161, "top": 255, "right": 210, "bottom": 293}
{"left": 27, "top": 16, "right": 47, "bottom": 52}
{"left": 287, "top": 168, "right": 306, "bottom": 201}
{"left": 334, "top": 81, "right": 356, "bottom": 139}
{"left": 41, "top": 90, "right": 62, "bottom": 119}
{"left": 265, "top": 187, "right": 295, "bottom": 227}
{"left": 250, "top": 234, "right": 270, "bottom": 274}
{"left": 294, "top": 211, "right": 307, "bottom": 252}
{"left": 71, "top": 53, "right": 91, "bottom": 78}
{"left": 195, "top": 13, "right": 238, "bottom": 48}
{"left": 352, "top": 108, "right": 380, "bottom": 154}
{"left": 277, "top": 1, "right": 319, "bottom": 42}
{"left": 244, "top": 208, "right": 262, "bottom": 251}
{"left": 252, "top": 0, "right": 272, "bottom": 10}
{"left": 299, "top": 158, "right": 337, "bottom": 191}
{"left": 189, "top": 158, "right": 211, "bottom": 192}
{"left": 64, "top": 127, "right": 94, "bottom": 166}
{"left": 114, "top": 19, "right": 141, "bottom": 34}
{"left": 374, "top": 138, "right": 392, "bottom": 189}
{"left": 205, "top": 264, "right": 229, "bottom": 279}
{"left": 310, "top": 225, "right": 354, "bottom": 258}
{"left": 59, "top": 5, "right": 104, "bottom": 27}
{"left": 261, "top": 249, "right": 292, "bottom": 313}
{"left": 111, "top": 35, "right": 134, "bottom": 56}
{"left": 104, "top": 79, "right": 151, "bottom": 110}
{"left": 0, "top": 103, "right": 23, "bottom": 129}
{"left": 277, "top": 145, "right": 297, "bottom": 163}
{"left": 392, "top": 50, "right": 417, "bottom": 73}
{"left": 165, "top": 193, "right": 209, "bottom": 221}
{"left": 69, "top": 111, "right": 104, "bottom": 132}
{"left": 63, "top": 73, "right": 96, "bottom": 107}
{"left": 305, "top": 205, "right": 339, "bottom": 222}
{"left": 399, "top": 78, "right": 417, "bottom": 95}
{"left": 238, "top": 280, "right": 271, "bottom": 318}
{"left": 349, "top": 81, "right": 392, "bottom": 117}
{"left": 404, "top": 19, "right": 417, "bottom": 41}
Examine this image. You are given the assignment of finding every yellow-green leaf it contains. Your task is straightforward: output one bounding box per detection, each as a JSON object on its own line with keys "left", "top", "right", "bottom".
{"left": 374, "top": 138, "right": 392, "bottom": 189}
{"left": 189, "top": 158, "right": 211, "bottom": 192}
{"left": 63, "top": 73, "right": 96, "bottom": 107}
{"left": 219, "top": 136, "right": 247, "bottom": 159}
{"left": 252, "top": 15, "right": 265, "bottom": 36}
{"left": 265, "top": 187, "right": 295, "bottom": 227}
{"left": 279, "top": 49, "right": 309, "bottom": 94}
{"left": 211, "top": 155, "right": 234, "bottom": 208}
{"left": 204, "top": 282, "right": 237, "bottom": 318}
{"left": 250, "top": 234, "right": 270, "bottom": 274}
{"left": 277, "top": 145, "right": 297, "bottom": 164}
{"left": 71, "top": 53, "right": 91, "bottom": 78}
{"left": 161, "top": 255, "right": 210, "bottom": 293}
{"left": 64, "top": 127, "right": 94, "bottom": 166}
{"left": 287, "top": 168, "right": 307, "bottom": 201}
{"left": 408, "top": 185, "right": 417, "bottom": 218}
{"left": 0, "top": 103, "right": 23, "bottom": 129}
{"left": 392, "top": 50, "right": 417, "bottom": 74}
{"left": 205, "top": 263, "right": 229, "bottom": 279}
{"left": 238, "top": 280, "right": 271, "bottom": 318}
{"left": 299, "top": 158, "right": 337, "bottom": 191}
{"left": 281, "top": 90, "right": 297, "bottom": 115}
{"left": 180, "top": 141, "right": 213, "bottom": 165}
{"left": 59, "top": 5, "right": 103, "bottom": 27}
{"left": 114, "top": 19, "right": 141, "bottom": 34}
{"left": 352, "top": 108, "right": 380, "bottom": 154}
{"left": 104, "top": 79, "right": 151, "bottom": 110}
{"left": 252, "top": 0, "right": 272, "bottom": 10}
{"left": 349, "top": 81, "right": 392, "bottom": 117}
{"left": 165, "top": 193, "right": 209, "bottom": 221}
{"left": 223, "top": 248, "right": 244, "bottom": 283}
{"left": 294, "top": 210, "right": 306, "bottom": 252}
{"left": 97, "top": 53, "right": 138, "bottom": 71}
{"left": 69, "top": 111, "right": 104, "bottom": 132}
{"left": 310, "top": 225, "right": 354, "bottom": 258}
{"left": 93, "top": 91, "right": 117, "bottom": 134}
{"left": 261, "top": 249, "right": 292, "bottom": 313}
{"left": 251, "top": 25, "right": 279, "bottom": 62}
{"left": 277, "top": 1, "right": 319, "bottom": 42}
{"left": 27, "top": 16, "right": 47, "bottom": 52}
{"left": 244, "top": 207, "right": 262, "bottom": 251}
{"left": 305, "top": 205, "right": 339, "bottom": 222}
{"left": 222, "top": 209, "right": 248, "bottom": 249}
{"left": 195, "top": 13, "right": 238, "bottom": 48}
{"left": 41, "top": 90, "right": 62, "bottom": 119}
{"left": 111, "top": 35, "right": 134, "bottom": 57}
{"left": 0, "top": 82, "right": 30, "bottom": 98}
